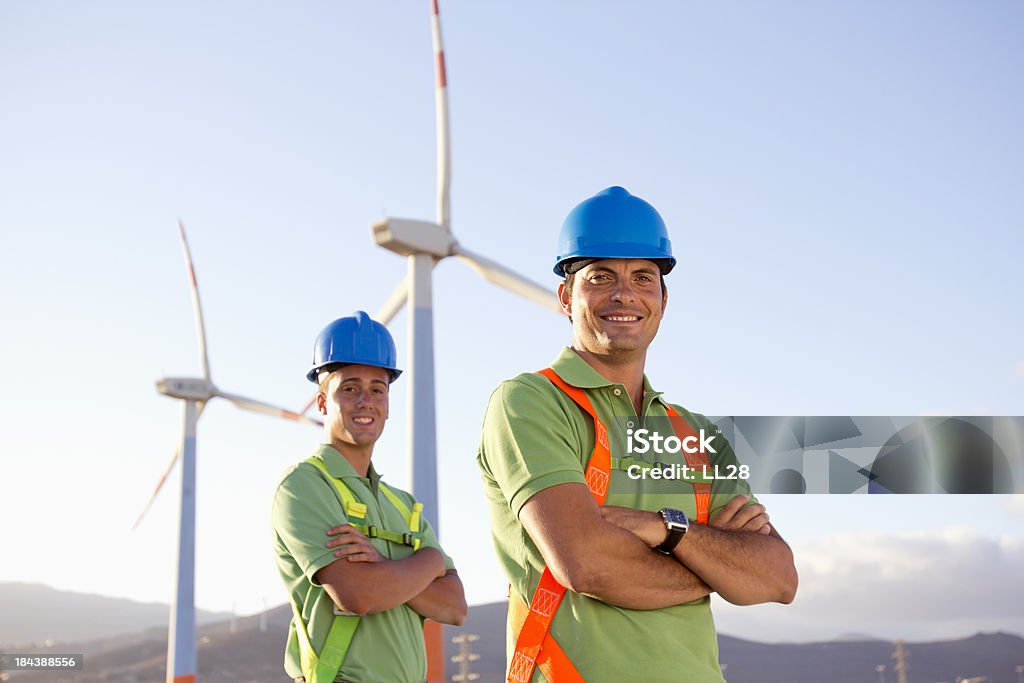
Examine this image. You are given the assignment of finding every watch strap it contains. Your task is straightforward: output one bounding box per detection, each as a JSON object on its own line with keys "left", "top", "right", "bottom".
{"left": 655, "top": 507, "right": 689, "bottom": 554}
{"left": 655, "top": 527, "right": 685, "bottom": 554}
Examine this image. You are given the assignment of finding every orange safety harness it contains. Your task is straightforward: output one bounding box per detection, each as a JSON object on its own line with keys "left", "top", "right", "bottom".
{"left": 507, "top": 367, "right": 712, "bottom": 683}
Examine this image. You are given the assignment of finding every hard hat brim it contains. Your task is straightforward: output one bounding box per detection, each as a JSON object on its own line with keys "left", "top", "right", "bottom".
{"left": 554, "top": 246, "right": 676, "bottom": 276}
{"left": 306, "top": 362, "right": 403, "bottom": 384}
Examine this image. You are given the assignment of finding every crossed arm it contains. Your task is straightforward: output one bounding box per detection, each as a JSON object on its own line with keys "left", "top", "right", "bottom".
{"left": 519, "top": 483, "right": 797, "bottom": 610}
{"left": 313, "top": 525, "right": 467, "bottom": 626}
{"left": 601, "top": 494, "right": 798, "bottom": 606}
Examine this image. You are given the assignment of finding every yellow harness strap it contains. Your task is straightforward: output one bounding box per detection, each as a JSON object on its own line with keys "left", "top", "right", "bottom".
{"left": 287, "top": 455, "right": 427, "bottom": 683}
{"left": 304, "top": 456, "right": 423, "bottom": 550}
{"left": 289, "top": 601, "right": 357, "bottom": 683}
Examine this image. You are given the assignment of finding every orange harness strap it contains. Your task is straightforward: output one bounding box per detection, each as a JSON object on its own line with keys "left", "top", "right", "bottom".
{"left": 537, "top": 368, "right": 612, "bottom": 503}
{"left": 507, "top": 368, "right": 711, "bottom": 683}
{"left": 506, "top": 368, "right": 607, "bottom": 683}
{"left": 665, "top": 408, "right": 712, "bottom": 526}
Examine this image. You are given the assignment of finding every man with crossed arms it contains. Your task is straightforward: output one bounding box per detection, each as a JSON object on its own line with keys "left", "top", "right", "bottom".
{"left": 477, "top": 187, "right": 798, "bottom": 682}
{"left": 274, "top": 312, "right": 466, "bottom": 683}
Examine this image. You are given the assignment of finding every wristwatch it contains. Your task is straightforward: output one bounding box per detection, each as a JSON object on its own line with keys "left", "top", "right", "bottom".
{"left": 654, "top": 507, "right": 689, "bottom": 554}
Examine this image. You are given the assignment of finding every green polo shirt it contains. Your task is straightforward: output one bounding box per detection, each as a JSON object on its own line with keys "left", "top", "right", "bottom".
{"left": 476, "top": 347, "right": 756, "bottom": 683}
{"left": 273, "top": 444, "right": 455, "bottom": 683}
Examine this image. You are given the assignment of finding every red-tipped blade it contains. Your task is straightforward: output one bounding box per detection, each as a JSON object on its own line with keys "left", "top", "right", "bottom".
{"left": 217, "top": 389, "right": 323, "bottom": 428}
{"left": 430, "top": 0, "right": 451, "bottom": 233}
{"left": 298, "top": 393, "right": 317, "bottom": 416}
{"left": 132, "top": 447, "right": 180, "bottom": 530}
{"left": 178, "top": 220, "right": 212, "bottom": 382}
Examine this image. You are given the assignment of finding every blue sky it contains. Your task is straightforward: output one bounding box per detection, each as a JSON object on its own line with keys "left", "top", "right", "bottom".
{"left": 1, "top": 1, "right": 1022, "bottom": 643}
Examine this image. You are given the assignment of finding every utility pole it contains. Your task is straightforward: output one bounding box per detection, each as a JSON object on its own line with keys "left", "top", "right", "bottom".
{"left": 891, "top": 640, "right": 909, "bottom": 683}
{"left": 450, "top": 634, "right": 480, "bottom": 682}
{"left": 875, "top": 663, "right": 886, "bottom": 683}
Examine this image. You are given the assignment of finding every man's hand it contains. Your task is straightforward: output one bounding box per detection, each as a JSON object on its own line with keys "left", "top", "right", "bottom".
{"left": 325, "top": 524, "right": 386, "bottom": 563}
{"left": 600, "top": 506, "right": 665, "bottom": 548}
{"left": 709, "top": 495, "right": 771, "bottom": 535}
{"left": 668, "top": 494, "right": 798, "bottom": 605}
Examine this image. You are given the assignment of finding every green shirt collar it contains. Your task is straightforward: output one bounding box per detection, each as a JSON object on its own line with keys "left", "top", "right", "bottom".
{"left": 311, "top": 443, "right": 381, "bottom": 487}
{"left": 549, "top": 346, "right": 668, "bottom": 411}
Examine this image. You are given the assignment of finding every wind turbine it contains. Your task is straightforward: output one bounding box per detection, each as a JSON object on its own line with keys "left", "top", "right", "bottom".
{"left": 361, "top": 4, "right": 562, "bottom": 681}
{"left": 140, "top": 221, "right": 321, "bottom": 683}
{"left": 291, "top": 3, "right": 560, "bottom": 679}
{"left": 370, "top": 0, "right": 561, "bottom": 534}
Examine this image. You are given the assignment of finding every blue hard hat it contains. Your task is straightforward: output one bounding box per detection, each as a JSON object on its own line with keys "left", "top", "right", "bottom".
{"left": 307, "top": 311, "right": 402, "bottom": 383}
{"left": 554, "top": 186, "right": 675, "bottom": 276}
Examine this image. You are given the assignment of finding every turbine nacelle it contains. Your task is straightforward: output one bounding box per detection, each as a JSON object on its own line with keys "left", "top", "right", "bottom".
{"left": 373, "top": 217, "right": 454, "bottom": 258}
{"left": 156, "top": 376, "right": 215, "bottom": 402}
{"left": 370, "top": 217, "right": 561, "bottom": 320}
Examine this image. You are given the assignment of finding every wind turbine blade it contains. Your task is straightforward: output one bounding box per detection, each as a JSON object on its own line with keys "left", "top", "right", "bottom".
{"left": 177, "top": 220, "right": 212, "bottom": 382}
{"left": 375, "top": 276, "right": 409, "bottom": 325}
{"left": 297, "top": 393, "right": 317, "bottom": 416}
{"left": 452, "top": 245, "right": 562, "bottom": 314}
{"left": 132, "top": 447, "right": 181, "bottom": 530}
{"left": 216, "top": 390, "right": 323, "bottom": 427}
{"left": 132, "top": 402, "right": 207, "bottom": 530}
{"left": 430, "top": 0, "right": 451, "bottom": 232}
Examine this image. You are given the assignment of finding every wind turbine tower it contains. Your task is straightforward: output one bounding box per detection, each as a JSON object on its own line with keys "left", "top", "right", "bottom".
{"left": 143, "top": 222, "right": 321, "bottom": 683}
{"left": 371, "top": 0, "right": 560, "bottom": 534}
{"left": 368, "top": 4, "right": 560, "bottom": 681}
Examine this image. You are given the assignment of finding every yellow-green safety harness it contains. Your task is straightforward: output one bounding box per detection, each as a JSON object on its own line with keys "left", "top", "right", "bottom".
{"left": 288, "top": 455, "right": 425, "bottom": 683}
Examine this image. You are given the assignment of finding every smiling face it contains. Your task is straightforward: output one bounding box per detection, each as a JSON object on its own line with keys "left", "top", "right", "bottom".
{"left": 558, "top": 258, "right": 668, "bottom": 361}
{"left": 316, "top": 364, "right": 390, "bottom": 453}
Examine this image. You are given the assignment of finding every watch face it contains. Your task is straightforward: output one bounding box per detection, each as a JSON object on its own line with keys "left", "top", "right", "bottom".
{"left": 661, "top": 507, "right": 688, "bottom": 528}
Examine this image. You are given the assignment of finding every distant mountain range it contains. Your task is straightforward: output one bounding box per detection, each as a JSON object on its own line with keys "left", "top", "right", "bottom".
{"left": 0, "top": 583, "right": 231, "bottom": 648}
{"left": 3, "top": 584, "right": 1022, "bottom": 683}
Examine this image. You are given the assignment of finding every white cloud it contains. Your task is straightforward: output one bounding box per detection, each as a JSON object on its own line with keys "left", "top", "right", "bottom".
{"left": 1006, "top": 495, "right": 1024, "bottom": 518}
{"left": 713, "top": 528, "right": 1024, "bottom": 643}
{"left": 1015, "top": 361, "right": 1024, "bottom": 378}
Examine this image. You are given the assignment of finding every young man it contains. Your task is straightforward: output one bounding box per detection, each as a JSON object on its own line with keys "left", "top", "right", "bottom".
{"left": 273, "top": 311, "right": 466, "bottom": 683}
{"left": 477, "top": 187, "right": 798, "bottom": 682}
